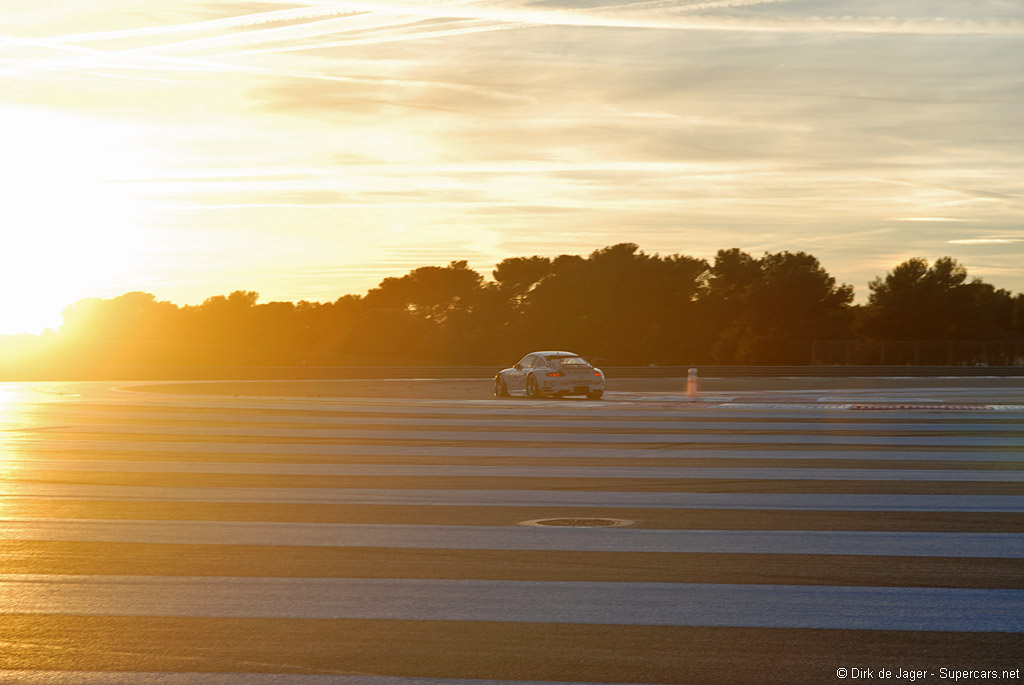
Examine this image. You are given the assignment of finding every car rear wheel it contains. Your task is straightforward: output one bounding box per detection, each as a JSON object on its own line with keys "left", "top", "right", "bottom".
{"left": 526, "top": 374, "right": 541, "bottom": 399}
{"left": 494, "top": 376, "right": 510, "bottom": 397}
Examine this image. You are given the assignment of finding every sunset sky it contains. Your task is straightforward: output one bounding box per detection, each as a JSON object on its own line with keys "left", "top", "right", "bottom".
{"left": 2, "top": 0, "right": 1022, "bottom": 335}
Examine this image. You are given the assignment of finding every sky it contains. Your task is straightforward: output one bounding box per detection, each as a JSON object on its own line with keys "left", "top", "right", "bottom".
{"left": 1, "top": 0, "right": 1023, "bottom": 334}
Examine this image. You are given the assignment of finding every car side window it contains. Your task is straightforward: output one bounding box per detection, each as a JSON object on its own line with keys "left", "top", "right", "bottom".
{"left": 517, "top": 355, "right": 532, "bottom": 369}
{"left": 523, "top": 355, "right": 537, "bottom": 368}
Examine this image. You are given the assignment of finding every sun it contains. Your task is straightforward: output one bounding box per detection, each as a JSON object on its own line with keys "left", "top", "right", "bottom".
{"left": 0, "top": 105, "right": 155, "bottom": 335}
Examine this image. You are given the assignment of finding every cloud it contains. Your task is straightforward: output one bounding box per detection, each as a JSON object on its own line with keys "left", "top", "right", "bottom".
{"left": 260, "top": 1, "right": 1024, "bottom": 36}
{"left": 33, "top": 4, "right": 365, "bottom": 45}
{"left": 947, "top": 238, "right": 1022, "bottom": 244}
{"left": 3, "top": 0, "right": 1022, "bottom": 314}
{"left": 896, "top": 217, "right": 971, "bottom": 222}
{"left": 7, "top": 0, "right": 1021, "bottom": 92}
{"left": 15, "top": 0, "right": 1024, "bottom": 61}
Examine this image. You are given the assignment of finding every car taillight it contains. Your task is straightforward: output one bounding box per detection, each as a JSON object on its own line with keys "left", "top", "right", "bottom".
{"left": 594, "top": 371, "right": 602, "bottom": 376}
{"left": 546, "top": 371, "right": 564, "bottom": 377}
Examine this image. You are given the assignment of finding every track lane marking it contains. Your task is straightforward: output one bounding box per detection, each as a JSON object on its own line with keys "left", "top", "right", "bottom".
{"left": 5, "top": 485, "right": 1024, "bottom": 511}
{"left": 3, "top": 575, "right": 1023, "bottom": 631}
{"left": 3, "top": 519, "right": 1023, "bottom": 557}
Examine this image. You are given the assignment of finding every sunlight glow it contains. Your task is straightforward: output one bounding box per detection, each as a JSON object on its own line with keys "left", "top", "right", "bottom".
{"left": 1, "top": 0, "right": 1021, "bottom": 318}
{"left": 0, "top": 384, "right": 28, "bottom": 484}
{"left": 0, "top": 105, "right": 156, "bottom": 334}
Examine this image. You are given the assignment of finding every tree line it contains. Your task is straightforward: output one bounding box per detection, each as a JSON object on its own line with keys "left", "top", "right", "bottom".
{"left": 10, "top": 244, "right": 1024, "bottom": 367}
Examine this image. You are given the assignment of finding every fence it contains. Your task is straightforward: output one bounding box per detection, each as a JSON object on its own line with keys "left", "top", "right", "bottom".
{"left": 811, "top": 340, "right": 1024, "bottom": 367}
{"left": 4, "top": 363, "right": 1024, "bottom": 381}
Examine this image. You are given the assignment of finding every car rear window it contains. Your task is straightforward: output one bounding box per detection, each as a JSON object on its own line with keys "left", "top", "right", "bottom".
{"left": 548, "top": 356, "right": 589, "bottom": 365}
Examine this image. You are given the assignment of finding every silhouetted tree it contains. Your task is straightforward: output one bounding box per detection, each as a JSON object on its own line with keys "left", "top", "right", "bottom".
{"left": 354, "top": 261, "right": 486, "bottom": 361}
{"left": 705, "top": 250, "right": 853, "bottom": 364}
{"left": 703, "top": 249, "right": 764, "bottom": 363}
{"left": 60, "top": 291, "right": 180, "bottom": 364}
{"left": 1013, "top": 294, "right": 1024, "bottom": 340}
{"left": 363, "top": 261, "right": 482, "bottom": 323}
{"left": 28, "top": 246, "right": 1018, "bottom": 372}
{"left": 860, "top": 257, "right": 1014, "bottom": 341}
{"left": 643, "top": 253, "right": 710, "bottom": 364}
{"left": 186, "top": 290, "right": 261, "bottom": 364}
{"left": 523, "top": 244, "right": 708, "bottom": 364}
{"left": 493, "top": 256, "right": 551, "bottom": 305}
{"left": 344, "top": 308, "right": 437, "bottom": 362}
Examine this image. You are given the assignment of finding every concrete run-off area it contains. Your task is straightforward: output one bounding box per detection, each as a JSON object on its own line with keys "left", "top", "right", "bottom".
{"left": 0, "top": 374, "right": 1021, "bottom": 684}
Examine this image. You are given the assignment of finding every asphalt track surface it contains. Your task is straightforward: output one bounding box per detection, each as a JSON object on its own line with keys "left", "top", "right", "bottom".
{"left": 0, "top": 378, "right": 1022, "bottom": 684}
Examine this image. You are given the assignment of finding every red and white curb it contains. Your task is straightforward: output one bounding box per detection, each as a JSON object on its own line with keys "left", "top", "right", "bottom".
{"left": 722, "top": 403, "right": 1024, "bottom": 411}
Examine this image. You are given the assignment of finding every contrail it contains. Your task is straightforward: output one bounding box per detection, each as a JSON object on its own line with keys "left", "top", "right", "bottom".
{"left": 26, "top": 0, "right": 1024, "bottom": 47}
{"left": 5, "top": 0, "right": 513, "bottom": 76}
{"left": 126, "top": 13, "right": 402, "bottom": 55}
{"left": 143, "top": 0, "right": 516, "bottom": 55}
{"left": 222, "top": 63, "right": 533, "bottom": 103}
{"left": 1, "top": 5, "right": 397, "bottom": 75}
{"left": 220, "top": 18, "right": 518, "bottom": 55}
{"left": 6, "top": 0, "right": 1021, "bottom": 83}
{"left": 243, "top": 0, "right": 1024, "bottom": 35}
{"left": 35, "top": 0, "right": 501, "bottom": 45}
{"left": 34, "top": 3, "right": 360, "bottom": 45}
{"left": 3, "top": 18, "right": 506, "bottom": 77}
{"left": 590, "top": 0, "right": 801, "bottom": 15}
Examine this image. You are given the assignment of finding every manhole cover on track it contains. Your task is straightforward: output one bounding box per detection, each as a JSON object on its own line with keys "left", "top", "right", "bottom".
{"left": 518, "top": 518, "right": 636, "bottom": 528}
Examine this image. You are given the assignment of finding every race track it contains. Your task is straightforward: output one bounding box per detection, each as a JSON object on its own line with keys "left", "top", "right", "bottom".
{"left": 0, "top": 380, "right": 1022, "bottom": 684}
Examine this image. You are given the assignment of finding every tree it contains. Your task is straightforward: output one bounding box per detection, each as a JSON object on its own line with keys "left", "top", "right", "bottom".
{"left": 702, "top": 249, "right": 763, "bottom": 363}
{"left": 1013, "top": 293, "right": 1024, "bottom": 340}
{"left": 344, "top": 308, "right": 437, "bottom": 362}
{"left": 186, "top": 290, "right": 261, "bottom": 364}
{"left": 36, "top": 245, "right": 1019, "bottom": 370}
{"left": 745, "top": 251, "right": 854, "bottom": 363}
{"left": 861, "top": 257, "right": 1013, "bottom": 341}
{"left": 493, "top": 256, "right": 551, "bottom": 305}
{"left": 363, "top": 261, "right": 483, "bottom": 324}
{"left": 705, "top": 250, "right": 853, "bottom": 364}
{"left": 522, "top": 244, "right": 708, "bottom": 364}
{"left": 60, "top": 292, "right": 180, "bottom": 364}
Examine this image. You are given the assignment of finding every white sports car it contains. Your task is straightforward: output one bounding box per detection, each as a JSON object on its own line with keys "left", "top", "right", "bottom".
{"left": 494, "top": 351, "right": 605, "bottom": 399}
